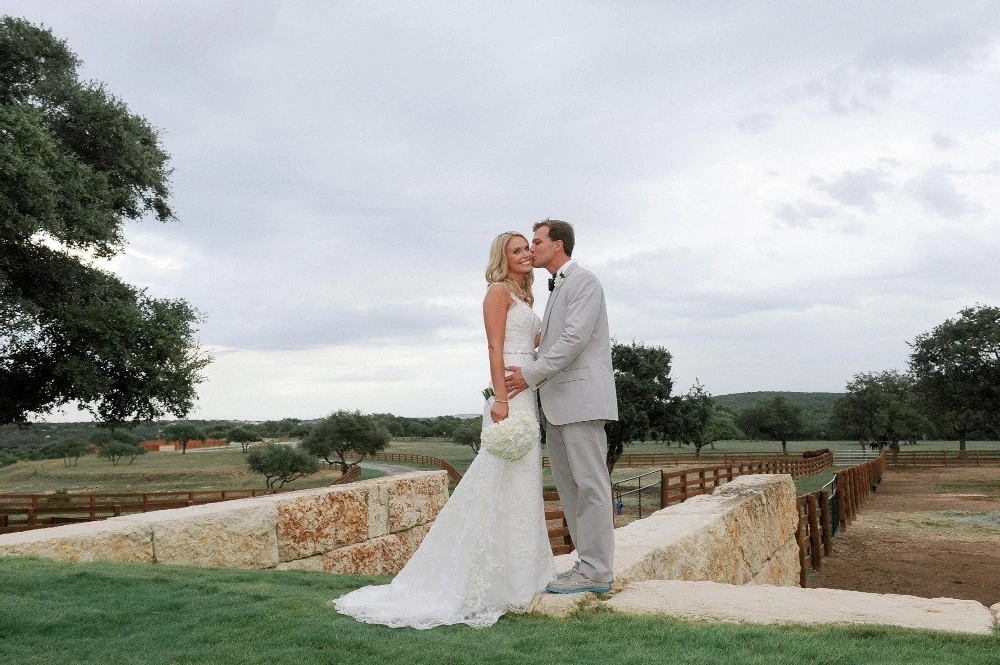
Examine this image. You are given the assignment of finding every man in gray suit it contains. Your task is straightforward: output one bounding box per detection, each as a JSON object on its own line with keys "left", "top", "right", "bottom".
{"left": 505, "top": 219, "right": 618, "bottom": 594}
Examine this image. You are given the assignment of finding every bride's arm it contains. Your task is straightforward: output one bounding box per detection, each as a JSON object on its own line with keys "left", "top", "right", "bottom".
{"left": 483, "top": 283, "right": 512, "bottom": 423}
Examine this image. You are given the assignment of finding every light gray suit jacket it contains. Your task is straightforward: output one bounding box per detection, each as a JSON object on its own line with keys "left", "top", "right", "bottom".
{"left": 521, "top": 263, "right": 618, "bottom": 426}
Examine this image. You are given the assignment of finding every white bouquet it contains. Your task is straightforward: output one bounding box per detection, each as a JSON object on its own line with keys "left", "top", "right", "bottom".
{"left": 480, "top": 410, "right": 538, "bottom": 461}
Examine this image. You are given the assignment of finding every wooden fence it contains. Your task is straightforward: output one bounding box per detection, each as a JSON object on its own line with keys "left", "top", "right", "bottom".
{"left": 0, "top": 488, "right": 277, "bottom": 533}
{"left": 543, "top": 491, "right": 574, "bottom": 555}
{"left": 542, "top": 450, "right": 805, "bottom": 470}
{"left": 660, "top": 452, "right": 834, "bottom": 507}
{"left": 0, "top": 467, "right": 363, "bottom": 534}
{"left": 541, "top": 451, "right": 834, "bottom": 556}
{"left": 362, "top": 453, "right": 464, "bottom": 484}
{"left": 795, "top": 452, "right": 887, "bottom": 586}
{"left": 887, "top": 449, "right": 1000, "bottom": 466}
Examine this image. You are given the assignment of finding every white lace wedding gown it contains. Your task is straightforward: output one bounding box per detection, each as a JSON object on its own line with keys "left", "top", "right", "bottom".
{"left": 334, "top": 296, "right": 555, "bottom": 629}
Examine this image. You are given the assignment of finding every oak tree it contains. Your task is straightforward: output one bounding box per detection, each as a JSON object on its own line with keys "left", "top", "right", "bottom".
{"left": 0, "top": 17, "right": 209, "bottom": 426}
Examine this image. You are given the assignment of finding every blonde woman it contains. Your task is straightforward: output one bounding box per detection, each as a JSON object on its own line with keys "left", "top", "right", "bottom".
{"left": 335, "top": 231, "right": 554, "bottom": 629}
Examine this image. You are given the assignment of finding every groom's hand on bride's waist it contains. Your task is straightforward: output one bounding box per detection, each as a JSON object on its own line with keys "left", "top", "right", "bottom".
{"left": 504, "top": 366, "right": 528, "bottom": 399}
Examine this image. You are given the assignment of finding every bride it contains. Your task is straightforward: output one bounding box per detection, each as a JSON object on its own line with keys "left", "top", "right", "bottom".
{"left": 334, "top": 231, "right": 555, "bottom": 629}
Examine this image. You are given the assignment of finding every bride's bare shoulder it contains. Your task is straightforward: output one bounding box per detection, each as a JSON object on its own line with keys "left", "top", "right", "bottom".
{"left": 484, "top": 282, "right": 514, "bottom": 306}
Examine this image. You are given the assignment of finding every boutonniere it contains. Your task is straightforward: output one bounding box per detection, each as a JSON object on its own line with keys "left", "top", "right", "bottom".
{"left": 554, "top": 272, "right": 567, "bottom": 289}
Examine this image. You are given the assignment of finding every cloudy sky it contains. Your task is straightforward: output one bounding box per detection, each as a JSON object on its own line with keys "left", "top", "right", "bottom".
{"left": 10, "top": 1, "right": 1000, "bottom": 421}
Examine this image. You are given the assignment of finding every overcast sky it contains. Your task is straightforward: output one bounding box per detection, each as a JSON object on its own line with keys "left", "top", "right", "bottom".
{"left": 9, "top": 1, "right": 1000, "bottom": 421}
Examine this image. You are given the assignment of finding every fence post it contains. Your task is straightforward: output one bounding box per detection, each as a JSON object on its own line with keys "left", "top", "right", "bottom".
{"left": 819, "top": 490, "right": 833, "bottom": 555}
{"left": 658, "top": 470, "right": 665, "bottom": 509}
{"left": 806, "top": 493, "right": 822, "bottom": 571}
{"left": 837, "top": 472, "right": 850, "bottom": 528}
{"left": 796, "top": 502, "right": 808, "bottom": 587}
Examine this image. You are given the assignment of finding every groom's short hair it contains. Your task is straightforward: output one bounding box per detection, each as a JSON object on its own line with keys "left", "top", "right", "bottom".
{"left": 534, "top": 219, "right": 575, "bottom": 257}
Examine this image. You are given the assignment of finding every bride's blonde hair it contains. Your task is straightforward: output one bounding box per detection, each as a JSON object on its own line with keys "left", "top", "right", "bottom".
{"left": 485, "top": 231, "right": 534, "bottom": 307}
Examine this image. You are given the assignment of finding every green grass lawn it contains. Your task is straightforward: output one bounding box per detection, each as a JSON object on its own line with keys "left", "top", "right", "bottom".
{"left": 0, "top": 447, "right": 382, "bottom": 494}
{"left": 0, "top": 557, "right": 995, "bottom": 665}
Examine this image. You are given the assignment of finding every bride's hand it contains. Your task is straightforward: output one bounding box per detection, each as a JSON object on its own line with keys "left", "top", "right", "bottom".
{"left": 490, "top": 400, "right": 509, "bottom": 423}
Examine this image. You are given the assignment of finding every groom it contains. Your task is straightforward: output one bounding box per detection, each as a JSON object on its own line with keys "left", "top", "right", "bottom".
{"left": 505, "top": 219, "right": 618, "bottom": 594}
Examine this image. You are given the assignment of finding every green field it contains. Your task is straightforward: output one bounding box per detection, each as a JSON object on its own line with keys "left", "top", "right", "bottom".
{"left": 3, "top": 437, "right": 997, "bottom": 495}
{"left": 0, "top": 446, "right": 380, "bottom": 494}
{"left": 1, "top": 557, "right": 995, "bottom": 665}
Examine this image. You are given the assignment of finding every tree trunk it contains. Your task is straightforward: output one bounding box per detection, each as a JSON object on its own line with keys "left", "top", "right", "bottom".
{"left": 606, "top": 440, "right": 624, "bottom": 476}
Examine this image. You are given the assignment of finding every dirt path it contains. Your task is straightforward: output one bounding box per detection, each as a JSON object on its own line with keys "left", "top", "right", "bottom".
{"left": 808, "top": 465, "right": 1000, "bottom": 607}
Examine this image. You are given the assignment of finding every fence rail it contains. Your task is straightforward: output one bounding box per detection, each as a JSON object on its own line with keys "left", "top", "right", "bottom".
{"left": 888, "top": 449, "right": 1000, "bottom": 466}
{"left": 543, "top": 450, "right": 807, "bottom": 470}
{"left": 541, "top": 451, "right": 835, "bottom": 556}
{"left": 0, "top": 488, "right": 277, "bottom": 533}
{"left": 543, "top": 491, "right": 574, "bottom": 555}
{"left": 0, "top": 469, "right": 363, "bottom": 534}
{"left": 612, "top": 470, "right": 662, "bottom": 526}
{"left": 660, "top": 452, "right": 834, "bottom": 507}
{"left": 365, "top": 453, "right": 464, "bottom": 483}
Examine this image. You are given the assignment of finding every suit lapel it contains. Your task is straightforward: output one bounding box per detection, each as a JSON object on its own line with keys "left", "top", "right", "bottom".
{"left": 540, "top": 263, "right": 576, "bottom": 340}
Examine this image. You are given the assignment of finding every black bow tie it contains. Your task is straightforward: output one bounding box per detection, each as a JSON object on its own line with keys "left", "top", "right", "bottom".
{"left": 548, "top": 277, "right": 555, "bottom": 291}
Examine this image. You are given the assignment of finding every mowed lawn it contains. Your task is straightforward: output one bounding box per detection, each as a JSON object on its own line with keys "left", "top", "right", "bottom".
{"left": 1, "top": 557, "right": 996, "bottom": 665}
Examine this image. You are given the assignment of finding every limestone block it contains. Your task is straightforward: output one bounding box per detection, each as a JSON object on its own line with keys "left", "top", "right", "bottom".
{"left": 323, "top": 524, "right": 431, "bottom": 575}
{"left": 991, "top": 602, "right": 1000, "bottom": 623}
{"left": 748, "top": 537, "right": 800, "bottom": 587}
{"left": 266, "top": 485, "right": 370, "bottom": 561}
{"left": 386, "top": 471, "right": 449, "bottom": 533}
{"left": 600, "top": 580, "right": 996, "bottom": 635}
{"left": 611, "top": 474, "right": 798, "bottom": 587}
{"left": 531, "top": 591, "right": 600, "bottom": 618}
{"left": 123, "top": 500, "right": 279, "bottom": 569}
{"left": 275, "top": 555, "right": 324, "bottom": 572}
{"left": 367, "top": 478, "right": 390, "bottom": 539}
{"left": 715, "top": 475, "right": 799, "bottom": 574}
{"left": 0, "top": 520, "right": 153, "bottom": 563}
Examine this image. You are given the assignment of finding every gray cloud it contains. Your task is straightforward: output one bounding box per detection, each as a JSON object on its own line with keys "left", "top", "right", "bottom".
{"left": 859, "top": 4, "right": 1000, "bottom": 71}
{"left": 905, "top": 166, "right": 970, "bottom": 218}
{"left": 736, "top": 113, "right": 777, "bottom": 135}
{"left": 7, "top": 0, "right": 1000, "bottom": 418}
{"left": 810, "top": 169, "right": 893, "bottom": 212}
{"left": 773, "top": 201, "right": 837, "bottom": 229}
{"left": 933, "top": 133, "right": 956, "bottom": 150}
{"left": 783, "top": 70, "right": 893, "bottom": 115}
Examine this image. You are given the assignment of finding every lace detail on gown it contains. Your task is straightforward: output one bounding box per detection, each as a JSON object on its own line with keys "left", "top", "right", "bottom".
{"left": 334, "top": 295, "right": 554, "bottom": 629}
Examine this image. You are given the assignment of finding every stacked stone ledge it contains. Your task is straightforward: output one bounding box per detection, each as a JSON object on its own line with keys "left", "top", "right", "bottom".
{"left": 534, "top": 474, "right": 801, "bottom": 617}
{"left": 611, "top": 474, "right": 801, "bottom": 588}
{"left": 0, "top": 471, "right": 449, "bottom": 574}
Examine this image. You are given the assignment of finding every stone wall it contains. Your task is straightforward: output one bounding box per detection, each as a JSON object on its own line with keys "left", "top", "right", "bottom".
{"left": 0, "top": 471, "right": 448, "bottom": 575}
{"left": 535, "top": 474, "right": 800, "bottom": 617}
{"left": 607, "top": 474, "right": 801, "bottom": 588}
